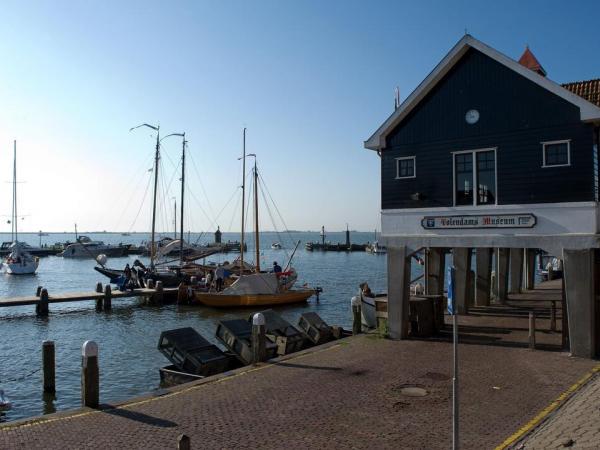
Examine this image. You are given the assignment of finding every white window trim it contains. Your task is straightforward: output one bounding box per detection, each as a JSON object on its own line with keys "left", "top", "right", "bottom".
{"left": 395, "top": 156, "right": 416, "bottom": 179}
{"left": 452, "top": 147, "right": 498, "bottom": 207}
{"left": 541, "top": 139, "right": 571, "bottom": 168}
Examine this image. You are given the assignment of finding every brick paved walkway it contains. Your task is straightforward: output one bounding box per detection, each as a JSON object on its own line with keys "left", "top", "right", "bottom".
{"left": 0, "top": 333, "right": 596, "bottom": 449}
{"left": 514, "top": 371, "right": 600, "bottom": 449}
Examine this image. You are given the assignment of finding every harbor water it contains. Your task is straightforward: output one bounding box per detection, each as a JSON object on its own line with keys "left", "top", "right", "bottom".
{"left": 0, "top": 231, "right": 395, "bottom": 422}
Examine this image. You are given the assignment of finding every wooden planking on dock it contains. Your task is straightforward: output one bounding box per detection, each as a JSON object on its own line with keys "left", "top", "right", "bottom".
{"left": 0, "top": 288, "right": 175, "bottom": 308}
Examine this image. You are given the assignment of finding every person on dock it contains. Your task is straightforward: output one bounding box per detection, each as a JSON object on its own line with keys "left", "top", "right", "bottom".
{"left": 205, "top": 270, "right": 214, "bottom": 291}
{"left": 360, "top": 282, "right": 374, "bottom": 298}
{"left": 272, "top": 261, "right": 282, "bottom": 273}
{"left": 215, "top": 265, "right": 225, "bottom": 292}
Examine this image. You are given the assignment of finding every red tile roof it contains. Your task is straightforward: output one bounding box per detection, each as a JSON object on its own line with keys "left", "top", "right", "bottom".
{"left": 562, "top": 79, "right": 600, "bottom": 107}
{"left": 518, "top": 46, "right": 547, "bottom": 77}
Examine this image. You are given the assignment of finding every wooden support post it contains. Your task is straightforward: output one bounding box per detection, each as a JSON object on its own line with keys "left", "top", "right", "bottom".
{"left": 155, "top": 280, "right": 164, "bottom": 306}
{"left": 37, "top": 288, "right": 49, "bottom": 317}
{"left": 95, "top": 282, "right": 103, "bottom": 311}
{"left": 525, "top": 249, "right": 536, "bottom": 290}
{"left": 475, "top": 248, "right": 492, "bottom": 306}
{"left": 509, "top": 248, "right": 524, "bottom": 294}
{"left": 387, "top": 246, "right": 411, "bottom": 339}
{"left": 81, "top": 341, "right": 99, "bottom": 408}
{"left": 497, "top": 248, "right": 509, "bottom": 304}
{"left": 351, "top": 296, "right": 361, "bottom": 335}
{"left": 425, "top": 248, "right": 445, "bottom": 295}
{"left": 529, "top": 312, "right": 536, "bottom": 350}
{"left": 36, "top": 286, "right": 43, "bottom": 297}
{"left": 452, "top": 248, "right": 472, "bottom": 315}
{"left": 561, "top": 276, "right": 569, "bottom": 350}
{"left": 177, "top": 434, "right": 191, "bottom": 450}
{"left": 42, "top": 340, "right": 56, "bottom": 393}
{"left": 103, "top": 285, "right": 112, "bottom": 311}
{"left": 550, "top": 301, "right": 557, "bottom": 332}
{"left": 251, "top": 313, "right": 266, "bottom": 364}
{"left": 95, "top": 282, "right": 103, "bottom": 293}
{"left": 147, "top": 279, "right": 155, "bottom": 289}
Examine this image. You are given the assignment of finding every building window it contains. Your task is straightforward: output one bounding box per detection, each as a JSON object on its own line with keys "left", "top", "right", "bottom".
{"left": 395, "top": 156, "right": 416, "bottom": 179}
{"left": 542, "top": 140, "right": 570, "bottom": 167}
{"left": 454, "top": 148, "right": 496, "bottom": 206}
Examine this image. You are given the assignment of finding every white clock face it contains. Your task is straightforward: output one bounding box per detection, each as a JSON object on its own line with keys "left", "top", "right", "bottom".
{"left": 465, "top": 109, "right": 480, "bottom": 124}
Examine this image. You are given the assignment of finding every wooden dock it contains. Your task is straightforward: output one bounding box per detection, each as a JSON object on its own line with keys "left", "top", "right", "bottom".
{"left": 0, "top": 285, "right": 178, "bottom": 315}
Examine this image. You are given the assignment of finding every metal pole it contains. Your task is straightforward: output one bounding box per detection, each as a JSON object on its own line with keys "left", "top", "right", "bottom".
{"left": 253, "top": 160, "right": 260, "bottom": 272}
{"left": 173, "top": 199, "right": 177, "bottom": 239}
{"left": 13, "top": 140, "right": 17, "bottom": 242}
{"left": 150, "top": 128, "right": 160, "bottom": 271}
{"left": 452, "top": 313, "right": 459, "bottom": 450}
{"left": 240, "top": 128, "right": 246, "bottom": 276}
{"left": 180, "top": 135, "right": 186, "bottom": 265}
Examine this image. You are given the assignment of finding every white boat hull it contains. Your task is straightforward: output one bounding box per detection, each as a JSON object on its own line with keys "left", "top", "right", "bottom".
{"left": 4, "top": 259, "right": 39, "bottom": 275}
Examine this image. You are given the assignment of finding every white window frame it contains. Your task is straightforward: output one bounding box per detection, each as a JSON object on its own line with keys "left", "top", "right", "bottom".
{"left": 452, "top": 147, "right": 498, "bottom": 207}
{"left": 395, "top": 156, "right": 416, "bottom": 179}
{"left": 541, "top": 139, "right": 571, "bottom": 168}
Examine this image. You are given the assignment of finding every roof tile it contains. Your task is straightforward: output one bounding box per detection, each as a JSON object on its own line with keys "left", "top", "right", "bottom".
{"left": 562, "top": 79, "right": 600, "bottom": 107}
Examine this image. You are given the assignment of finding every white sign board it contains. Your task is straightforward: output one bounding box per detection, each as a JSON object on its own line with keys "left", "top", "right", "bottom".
{"left": 421, "top": 214, "right": 536, "bottom": 229}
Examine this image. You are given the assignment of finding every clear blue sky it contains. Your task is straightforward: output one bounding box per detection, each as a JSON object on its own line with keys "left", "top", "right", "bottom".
{"left": 0, "top": 0, "right": 598, "bottom": 233}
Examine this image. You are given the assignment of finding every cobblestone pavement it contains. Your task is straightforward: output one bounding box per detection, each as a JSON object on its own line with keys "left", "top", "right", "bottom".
{"left": 0, "top": 332, "right": 596, "bottom": 450}
{"left": 514, "top": 371, "right": 600, "bottom": 449}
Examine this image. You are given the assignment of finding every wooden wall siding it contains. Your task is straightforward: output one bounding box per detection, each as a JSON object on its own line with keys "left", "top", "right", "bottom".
{"left": 381, "top": 48, "right": 595, "bottom": 210}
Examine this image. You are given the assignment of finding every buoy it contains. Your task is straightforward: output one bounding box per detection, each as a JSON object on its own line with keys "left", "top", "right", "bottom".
{"left": 96, "top": 254, "right": 108, "bottom": 266}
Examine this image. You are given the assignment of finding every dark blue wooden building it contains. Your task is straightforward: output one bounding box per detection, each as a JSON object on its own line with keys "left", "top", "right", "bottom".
{"left": 365, "top": 35, "right": 600, "bottom": 358}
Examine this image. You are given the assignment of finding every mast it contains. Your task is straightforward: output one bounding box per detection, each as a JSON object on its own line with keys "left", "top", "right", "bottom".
{"left": 12, "top": 140, "right": 17, "bottom": 242}
{"left": 179, "top": 134, "right": 186, "bottom": 265}
{"left": 253, "top": 159, "right": 260, "bottom": 272}
{"left": 173, "top": 199, "right": 177, "bottom": 239}
{"left": 150, "top": 127, "right": 160, "bottom": 271}
{"left": 240, "top": 128, "right": 246, "bottom": 276}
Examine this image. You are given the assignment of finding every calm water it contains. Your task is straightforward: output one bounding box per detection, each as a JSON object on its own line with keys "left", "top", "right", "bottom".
{"left": 0, "top": 231, "right": 396, "bottom": 422}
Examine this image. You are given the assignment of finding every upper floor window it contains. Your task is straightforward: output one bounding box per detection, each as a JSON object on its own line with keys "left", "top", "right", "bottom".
{"left": 395, "top": 156, "right": 415, "bottom": 179}
{"left": 542, "top": 140, "right": 570, "bottom": 168}
{"left": 453, "top": 148, "right": 496, "bottom": 206}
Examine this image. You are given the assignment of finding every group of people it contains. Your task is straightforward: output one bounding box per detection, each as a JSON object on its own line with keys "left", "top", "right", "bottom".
{"left": 204, "top": 265, "right": 227, "bottom": 292}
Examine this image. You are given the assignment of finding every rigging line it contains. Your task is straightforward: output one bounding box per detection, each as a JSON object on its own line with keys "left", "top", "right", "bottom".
{"left": 226, "top": 186, "right": 242, "bottom": 236}
{"left": 190, "top": 184, "right": 241, "bottom": 244}
{"left": 160, "top": 142, "right": 179, "bottom": 172}
{"left": 113, "top": 152, "right": 155, "bottom": 231}
{"left": 186, "top": 184, "right": 217, "bottom": 230}
{"left": 245, "top": 174, "right": 254, "bottom": 262}
{"left": 127, "top": 171, "right": 153, "bottom": 232}
{"left": 258, "top": 178, "right": 291, "bottom": 261}
{"left": 258, "top": 171, "right": 295, "bottom": 245}
{"left": 187, "top": 151, "right": 215, "bottom": 219}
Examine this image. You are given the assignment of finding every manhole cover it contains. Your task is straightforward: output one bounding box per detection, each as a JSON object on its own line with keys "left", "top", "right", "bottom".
{"left": 400, "top": 387, "right": 429, "bottom": 397}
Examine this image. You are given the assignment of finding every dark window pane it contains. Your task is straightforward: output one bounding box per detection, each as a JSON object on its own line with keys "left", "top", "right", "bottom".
{"left": 397, "top": 158, "right": 414, "bottom": 177}
{"left": 455, "top": 153, "right": 473, "bottom": 205}
{"left": 544, "top": 143, "right": 569, "bottom": 166}
{"left": 476, "top": 150, "right": 496, "bottom": 205}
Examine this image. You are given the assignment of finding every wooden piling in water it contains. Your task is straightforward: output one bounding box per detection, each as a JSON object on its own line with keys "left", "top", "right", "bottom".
{"left": 154, "top": 281, "right": 163, "bottom": 306}
{"left": 95, "top": 283, "right": 103, "bottom": 311}
{"left": 352, "top": 298, "right": 362, "bottom": 335}
{"left": 103, "top": 285, "right": 112, "bottom": 311}
{"left": 36, "top": 286, "right": 43, "bottom": 297}
{"left": 37, "top": 289, "right": 49, "bottom": 317}
{"left": 42, "top": 340, "right": 55, "bottom": 393}
{"left": 81, "top": 341, "right": 99, "bottom": 408}
{"left": 529, "top": 312, "right": 536, "bottom": 350}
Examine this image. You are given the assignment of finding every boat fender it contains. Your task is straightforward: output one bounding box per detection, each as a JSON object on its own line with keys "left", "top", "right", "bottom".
{"left": 96, "top": 254, "right": 108, "bottom": 266}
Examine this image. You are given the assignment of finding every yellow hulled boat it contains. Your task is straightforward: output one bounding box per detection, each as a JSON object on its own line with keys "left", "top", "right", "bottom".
{"left": 193, "top": 288, "right": 314, "bottom": 308}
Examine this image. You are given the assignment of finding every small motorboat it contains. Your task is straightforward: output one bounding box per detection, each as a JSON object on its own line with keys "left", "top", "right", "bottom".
{"left": 365, "top": 241, "right": 387, "bottom": 254}
{"left": 60, "top": 236, "right": 127, "bottom": 258}
{"left": 271, "top": 242, "right": 282, "bottom": 249}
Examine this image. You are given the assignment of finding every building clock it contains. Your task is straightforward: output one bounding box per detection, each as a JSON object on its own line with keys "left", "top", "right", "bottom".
{"left": 465, "top": 109, "right": 480, "bottom": 124}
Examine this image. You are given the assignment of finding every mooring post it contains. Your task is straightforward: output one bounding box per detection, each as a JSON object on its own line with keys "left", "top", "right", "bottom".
{"left": 177, "top": 434, "right": 191, "bottom": 450}
{"left": 103, "top": 285, "right": 112, "bottom": 311}
{"left": 529, "top": 312, "right": 536, "bottom": 350}
{"left": 351, "top": 295, "right": 361, "bottom": 335}
{"left": 81, "top": 340, "right": 99, "bottom": 408}
{"left": 95, "top": 283, "right": 103, "bottom": 311}
{"left": 155, "top": 280, "right": 164, "bottom": 306}
{"left": 36, "top": 286, "right": 43, "bottom": 297}
{"left": 550, "top": 301, "right": 557, "bottom": 332}
{"left": 251, "top": 312, "right": 266, "bottom": 364}
{"left": 147, "top": 279, "right": 155, "bottom": 290}
{"left": 42, "top": 340, "right": 56, "bottom": 393}
{"left": 177, "top": 282, "right": 188, "bottom": 305}
{"left": 37, "top": 288, "right": 49, "bottom": 317}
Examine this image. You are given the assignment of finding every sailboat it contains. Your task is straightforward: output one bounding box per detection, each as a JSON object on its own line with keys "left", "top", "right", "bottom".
{"left": 3, "top": 141, "right": 39, "bottom": 275}
{"left": 192, "top": 129, "right": 314, "bottom": 307}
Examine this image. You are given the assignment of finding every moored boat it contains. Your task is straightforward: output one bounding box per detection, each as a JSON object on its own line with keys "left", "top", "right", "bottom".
{"left": 60, "top": 236, "right": 127, "bottom": 258}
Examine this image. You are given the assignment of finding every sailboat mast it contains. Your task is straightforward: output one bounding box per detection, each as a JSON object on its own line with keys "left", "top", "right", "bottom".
{"left": 240, "top": 128, "right": 246, "bottom": 276}
{"left": 253, "top": 159, "right": 260, "bottom": 272}
{"left": 173, "top": 199, "right": 177, "bottom": 239}
{"left": 150, "top": 127, "right": 160, "bottom": 271}
{"left": 179, "top": 134, "right": 186, "bottom": 265}
{"left": 13, "top": 140, "right": 17, "bottom": 242}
